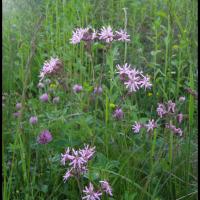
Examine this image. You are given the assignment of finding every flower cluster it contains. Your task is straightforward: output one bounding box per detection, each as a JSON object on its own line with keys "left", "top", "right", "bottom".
{"left": 13, "top": 102, "right": 22, "bottom": 118}
{"left": 61, "top": 145, "right": 95, "bottom": 182}
{"left": 70, "top": 26, "right": 130, "bottom": 44}
{"left": 116, "top": 63, "right": 152, "bottom": 92}
{"left": 132, "top": 119, "right": 157, "bottom": 133}
{"left": 82, "top": 180, "right": 113, "bottom": 200}
{"left": 39, "top": 57, "right": 63, "bottom": 81}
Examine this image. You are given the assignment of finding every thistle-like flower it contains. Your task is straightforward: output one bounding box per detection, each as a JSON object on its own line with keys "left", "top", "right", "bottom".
{"left": 145, "top": 119, "right": 156, "bottom": 132}
{"left": 39, "top": 57, "right": 63, "bottom": 81}
{"left": 113, "top": 108, "right": 124, "bottom": 120}
{"left": 70, "top": 28, "right": 89, "bottom": 44}
{"left": 132, "top": 122, "right": 142, "bottom": 133}
{"left": 40, "top": 93, "right": 49, "bottom": 102}
{"left": 99, "top": 180, "right": 113, "bottom": 196}
{"left": 116, "top": 63, "right": 131, "bottom": 81}
{"left": 114, "top": 29, "right": 130, "bottom": 41}
{"left": 167, "top": 100, "right": 176, "bottom": 113}
{"left": 82, "top": 182, "right": 102, "bottom": 200}
{"left": 99, "top": 26, "right": 114, "bottom": 43}
{"left": 73, "top": 84, "right": 83, "bottom": 93}
{"left": 29, "top": 116, "right": 38, "bottom": 125}
{"left": 156, "top": 103, "right": 167, "bottom": 118}
{"left": 140, "top": 75, "right": 152, "bottom": 90}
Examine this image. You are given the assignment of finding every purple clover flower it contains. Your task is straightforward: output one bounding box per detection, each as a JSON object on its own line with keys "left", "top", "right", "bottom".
{"left": 93, "top": 86, "right": 103, "bottom": 95}
{"left": 40, "top": 93, "right": 49, "bottom": 102}
{"left": 16, "top": 103, "right": 22, "bottom": 110}
{"left": 82, "top": 182, "right": 102, "bottom": 200}
{"left": 73, "top": 84, "right": 83, "bottom": 93}
{"left": 29, "top": 116, "right": 38, "bottom": 125}
{"left": 37, "top": 130, "right": 52, "bottom": 144}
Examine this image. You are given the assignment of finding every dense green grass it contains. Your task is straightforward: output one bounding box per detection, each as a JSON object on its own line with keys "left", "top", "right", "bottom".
{"left": 3, "top": 0, "right": 198, "bottom": 199}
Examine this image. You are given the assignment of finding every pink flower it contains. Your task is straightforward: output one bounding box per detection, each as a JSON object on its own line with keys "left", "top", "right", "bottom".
{"left": 39, "top": 57, "right": 63, "bottom": 81}
{"left": 16, "top": 103, "right": 22, "bottom": 110}
{"left": 69, "top": 149, "right": 86, "bottom": 169}
{"left": 70, "top": 28, "right": 89, "bottom": 44}
{"left": 140, "top": 75, "right": 152, "bottom": 90}
{"left": 113, "top": 108, "right": 124, "bottom": 120}
{"left": 63, "top": 169, "right": 72, "bottom": 182}
{"left": 156, "top": 103, "right": 167, "bottom": 118}
{"left": 124, "top": 69, "right": 141, "bottom": 92}
{"left": 61, "top": 147, "right": 74, "bottom": 165}
{"left": 177, "top": 113, "right": 183, "bottom": 124}
{"left": 167, "top": 100, "right": 176, "bottom": 113}
{"left": 79, "top": 145, "right": 96, "bottom": 161}
{"left": 99, "top": 26, "right": 114, "bottom": 43}
{"left": 132, "top": 122, "right": 141, "bottom": 133}
{"left": 99, "top": 180, "right": 113, "bottom": 196}
{"left": 83, "top": 182, "right": 102, "bottom": 200}
{"left": 93, "top": 86, "right": 103, "bottom": 95}
{"left": 116, "top": 63, "right": 131, "bottom": 81}
{"left": 37, "top": 130, "right": 52, "bottom": 144}
{"left": 114, "top": 29, "right": 130, "bottom": 41}
{"left": 145, "top": 119, "right": 156, "bottom": 132}
{"left": 73, "top": 84, "right": 83, "bottom": 93}
{"left": 29, "top": 116, "right": 38, "bottom": 125}
{"left": 13, "top": 112, "right": 21, "bottom": 118}
{"left": 40, "top": 93, "right": 49, "bottom": 102}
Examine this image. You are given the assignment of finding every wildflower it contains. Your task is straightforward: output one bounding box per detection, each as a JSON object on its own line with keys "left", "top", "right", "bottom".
{"left": 79, "top": 145, "right": 96, "bottom": 161}
{"left": 179, "top": 96, "right": 186, "bottom": 102}
{"left": 114, "top": 29, "right": 130, "bottom": 41}
{"left": 39, "top": 93, "right": 49, "bottom": 102}
{"left": 177, "top": 113, "right": 183, "bottom": 124}
{"left": 63, "top": 169, "right": 72, "bottom": 182}
{"left": 39, "top": 57, "right": 63, "bottom": 81}
{"left": 70, "top": 28, "right": 89, "bottom": 44}
{"left": 61, "top": 147, "right": 74, "bottom": 165}
{"left": 37, "top": 130, "right": 52, "bottom": 144}
{"left": 53, "top": 96, "right": 60, "bottom": 104}
{"left": 69, "top": 149, "right": 87, "bottom": 169}
{"left": 156, "top": 103, "right": 167, "bottom": 118}
{"left": 37, "top": 82, "right": 45, "bottom": 89}
{"left": 124, "top": 69, "right": 141, "bottom": 92}
{"left": 29, "top": 116, "right": 38, "bottom": 125}
{"left": 73, "top": 84, "right": 83, "bottom": 93}
{"left": 99, "top": 26, "right": 114, "bottom": 43}
{"left": 113, "top": 108, "right": 124, "bottom": 120}
{"left": 100, "top": 180, "right": 113, "bottom": 196}
{"left": 116, "top": 63, "right": 131, "bottom": 81}
{"left": 13, "top": 112, "right": 21, "bottom": 118}
{"left": 167, "top": 100, "right": 176, "bottom": 113}
{"left": 165, "top": 123, "right": 183, "bottom": 136}
{"left": 140, "top": 75, "right": 152, "bottom": 90}
{"left": 82, "top": 182, "right": 102, "bottom": 200}
{"left": 145, "top": 119, "right": 156, "bottom": 132}
{"left": 93, "top": 86, "right": 103, "bottom": 95}
{"left": 132, "top": 122, "right": 142, "bottom": 133}
{"left": 16, "top": 103, "right": 22, "bottom": 110}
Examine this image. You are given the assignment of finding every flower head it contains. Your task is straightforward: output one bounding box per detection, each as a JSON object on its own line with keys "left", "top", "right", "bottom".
{"left": 99, "top": 26, "right": 114, "bottom": 43}
{"left": 167, "top": 100, "right": 176, "bottom": 113}
{"left": 70, "top": 28, "right": 89, "bottom": 44}
{"left": 29, "top": 116, "right": 38, "bottom": 125}
{"left": 37, "top": 130, "right": 52, "bottom": 144}
{"left": 40, "top": 93, "right": 49, "bottom": 102}
{"left": 113, "top": 108, "right": 124, "bottom": 120}
{"left": 39, "top": 57, "right": 63, "bottom": 81}
{"left": 100, "top": 180, "right": 113, "bottom": 196}
{"left": 145, "top": 119, "right": 156, "bottom": 132}
{"left": 83, "top": 182, "right": 102, "bottom": 200}
{"left": 177, "top": 113, "right": 183, "bottom": 124}
{"left": 116, "top": 63, "right": 131, "bottom": 81}
{"left": 13, "top": 112, "right": 21, "bottom": 118}
{"left": 156, "top": 103, "right": 167, "bottom": 118}
{"left": 93, "top": 86, "right": 103, "bottom": 95}
{"left": 114, "top": 29, "right": 130, "bottom": 41}
{"left": 37, "top": 82, "right": 45, "bottom": 89}
{"left": 132, "top": 122, "right": 142, "bottom": 133}
{"left": 16, "top": 103, "right": 22, "bottom": 110}
{"left": 140, "top": 75, "right": 152, "bottom": 90}
{"left": 179, "top": 96, "right": 186, "bottom": 102}
{"left": 73, "top": 84, "right": 83, "bottom": 93}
